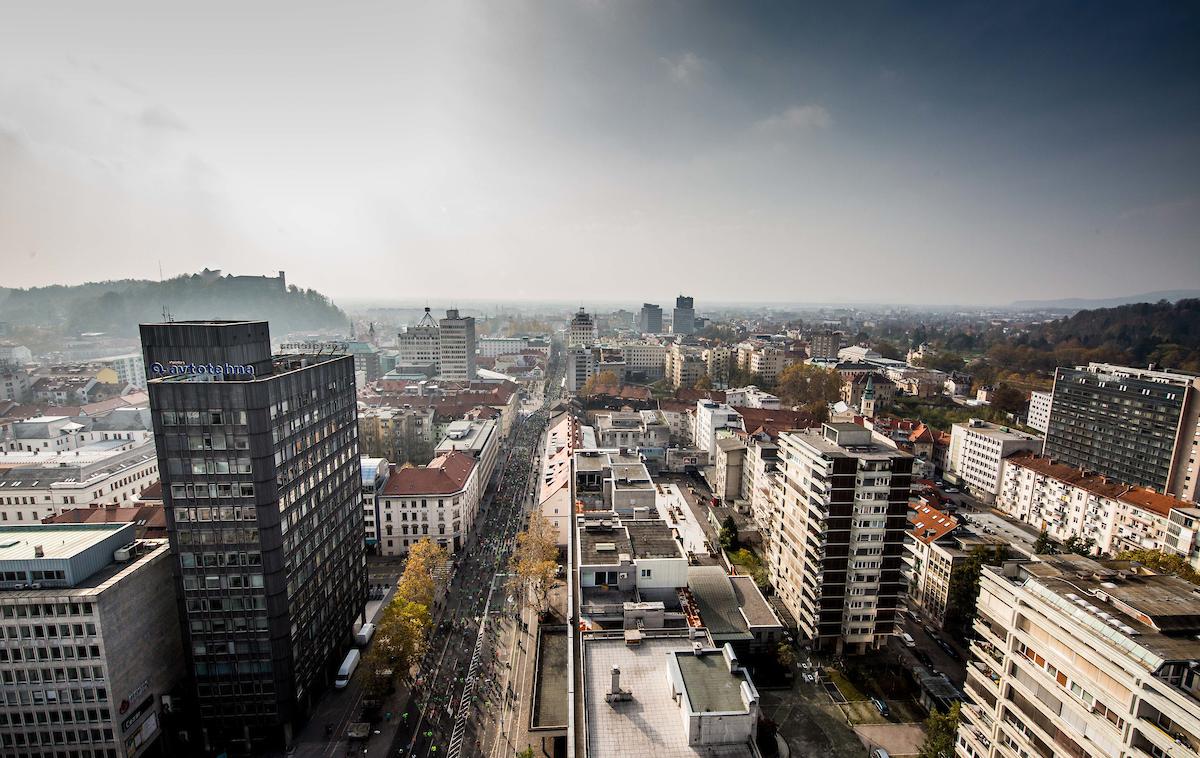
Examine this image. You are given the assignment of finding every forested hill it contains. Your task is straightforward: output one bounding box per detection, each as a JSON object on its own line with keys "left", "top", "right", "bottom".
{"left": 0, "top": 272, "right": 347, "bottom": 336}
{"left": 978, "top": 299, "right": 1200, "bottom": 375}
{"left": 1034, "top": 299, "right": 1200, "bottom": 370}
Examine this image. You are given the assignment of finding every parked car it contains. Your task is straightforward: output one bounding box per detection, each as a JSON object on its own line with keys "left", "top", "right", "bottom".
{"left": 899, "top": 632, "right": 916, "bottom": 648}
{"left": 872, "top": 749, "right": 891, "bottom": 758}
{"left": 871, "top": 697, "right": 891, "bottom": 717}
{"left": 915, "top": 650, "right": 934, "bottom": 667}
{"left": 938, "top": 639, "right": 962, "bottom": 661}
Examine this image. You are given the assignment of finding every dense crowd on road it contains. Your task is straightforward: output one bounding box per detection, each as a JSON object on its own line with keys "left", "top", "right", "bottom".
{"left": 387, "top": 360, "right": 564, "bottom": 757}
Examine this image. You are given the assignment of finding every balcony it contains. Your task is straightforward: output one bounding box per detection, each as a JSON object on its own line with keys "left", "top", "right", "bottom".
{"left": 1139, "top": 720, "right": 1200, "bottom": 758}
{"left": 968, "top": 660, "right": 1001, "bottom": 695}
{"left": 970, "top": 639, "right": 1005, "bottom": 667}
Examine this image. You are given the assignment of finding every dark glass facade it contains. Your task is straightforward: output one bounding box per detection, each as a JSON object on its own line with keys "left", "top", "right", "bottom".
{"left": 1045, "top": 365, "right": 1191, "bottom": 491}
{"left": 143, "top": 322, "right": 365, "bottom": 754}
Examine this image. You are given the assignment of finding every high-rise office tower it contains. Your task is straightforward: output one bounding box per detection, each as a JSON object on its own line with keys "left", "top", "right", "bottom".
{"left": 142, "top": 321, "right": 365, "bottom": 754}
{"left": 1044, "top": 362, "right": 1200, "bottom": 499}
{"left": 772, "top": 423, "right": 912, "bottom": 654}
{"left": 638, "top": 303, "right": 663, "bottom": 334}
{"left": 568, "top": 308, "right": 598, "bottom": 348}
{"left": 673, "top": 295, "right": 695, "bottom": 335}
{"left": 438, "top": 308, "right": 476, "bottom": 380}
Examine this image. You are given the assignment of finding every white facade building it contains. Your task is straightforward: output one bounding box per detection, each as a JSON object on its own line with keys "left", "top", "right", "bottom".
{"left": 1026, "top": 390, "right": 1052, "bottom": 434}
{"left": 997, "top": 453, "right": 1197, "bottom": 556}
{"left": 692, "top": 401, "right": 744, "bottom": 458}
{"left": 438, "top": 309, "right": 477, "bottom": 380}
{"left": 948, "top": 419, "right": 1042, "bottom": 501}
{"left": 568, "top": 308, "right": 599, "bottom": 349}
{"left": 724, "top": 386, "right": 781, "bottom": 410}
{"left": 957, "top": 555, "right": 1200, "bottom": 758}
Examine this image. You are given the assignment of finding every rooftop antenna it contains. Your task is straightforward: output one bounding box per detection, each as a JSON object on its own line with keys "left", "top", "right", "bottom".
{"left": 161, "top": 306, "right": 174, "bottom": 323}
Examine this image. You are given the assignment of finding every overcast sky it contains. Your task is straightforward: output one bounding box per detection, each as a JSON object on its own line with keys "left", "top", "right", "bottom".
{"left": 1, "top": 1, "right": 1197, "bottom": 305}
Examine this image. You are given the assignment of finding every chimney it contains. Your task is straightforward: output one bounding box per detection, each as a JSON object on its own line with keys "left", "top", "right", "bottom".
{"left": 34, "top": 545, "right": 44, "bottom": 558}
{"left": 611, "top": 666, "right": 621, "bottom": 694}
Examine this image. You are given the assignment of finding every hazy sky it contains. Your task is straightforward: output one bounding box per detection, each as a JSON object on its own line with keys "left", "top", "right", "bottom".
{"left": 1, "top": 1, "right": 1197, "bottom": 305}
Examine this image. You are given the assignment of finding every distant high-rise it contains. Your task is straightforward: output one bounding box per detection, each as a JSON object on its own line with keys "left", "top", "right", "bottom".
{"left": 672, "top": 295, "right": 695, "bottom": 335}
{"left": 438, "top": 308, "right": 477, "bottom": 380}
{"left": 568, "top": 307, "right": 598, "bottom": 348}
{"left": 638, "top": 303, "right": 663, "bottom": 334}
{"left": 143, "top": 320, "right": 366, "bottom": 754}
{"left": 1044, "top": 363, "right": 1200, "bottom": 500}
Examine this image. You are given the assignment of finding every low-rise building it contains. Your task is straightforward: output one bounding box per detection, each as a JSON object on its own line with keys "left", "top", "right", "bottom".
{"left": 905, "top": 503, "right": 1010, "bottom": 628}
{"left": 947, "top": 419, "right": 1042, "bottom": 501}
{"left": 578, "top": 629, "right": 761, "bottom": 758}
{"left": 376, "top": 451, "right": 480, "bottom": 554}
{"left": 997, "top": 453, "right": 1198, "bottom": 556}
{"left": 0, "top": 440, "right": 159, "bottom": 524}
{"left": 434, "top": 418, "right": 499, "bottom": 491}
{"left": 724, "top": 386, "right": 781, "bottom": 410}
{"left": 0, "top": 524, "right": 185, "bottom": 758}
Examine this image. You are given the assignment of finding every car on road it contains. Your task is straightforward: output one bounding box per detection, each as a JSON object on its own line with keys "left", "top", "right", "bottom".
{"left": 899, "top": 632, "right": 916, "bottom": 647}
{"left": 335, "top": 649, "right": 360, "bottom": 689}
{"left": 945, "top": 487, "right": 959, "bottom": 493}
{"left": 937, "top": 639, "right": 962, "bottom": 660}
{"left": 871, "top": 696, "right": 890, "bottom": 717}
{"left": 914, "top": 649, "right": 934, "bottom": 667}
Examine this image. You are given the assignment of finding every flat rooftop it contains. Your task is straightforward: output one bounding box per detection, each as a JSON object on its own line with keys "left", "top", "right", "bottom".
{"left": 625, "top": 521, "right": 684, "bottom": 559}
{"left": 0, "top": 523, "right": 130, "bottom": 561}
{"left": 1004, "top": 555, "right": 1200, "bottom": 664}
{"left": 582, "top": 633, "right": 755, "bottom": 758}
{"left": 675, "top": 651, "right": 746, "bottom": 713}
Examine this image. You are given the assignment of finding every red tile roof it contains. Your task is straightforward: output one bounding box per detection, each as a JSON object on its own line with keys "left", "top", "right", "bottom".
{"left": 1005, "top": 452, "right": 1191, "bottom": 517}
{"left": 44, "top": 505, "right": 168, "bottom": 538}
{"left": 381, "top": 451, "right": 476, "bottom": 496}
{"left": 735, "top": 407, "right": 819, "bottom": 440}
{"left": 909, "top": 502, "right": 958, "bottom": 545}
{"left": 909, "top": 423, "right": 936, "bottom": 444}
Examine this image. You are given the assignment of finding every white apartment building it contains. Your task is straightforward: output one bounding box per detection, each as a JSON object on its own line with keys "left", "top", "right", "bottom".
{"left": 565, "top": 347, "right": 595, "bottom": 394}
{"left": 692, "top": 401, "right": 744, "bottom": 458}
{"left": 1164, "top": 506, "right": 1200, "bottom": 570}
{"left": 665, "top": 344, "right": 706, "bottom": 389}
{"left": 957, "top": 555, "right": 1200, "bottom": 758}
{"left": 997, "top": 453, "right": 1197, "bottom": 556}
{"left": 1027, "top": 390, "right": 1053, "bottom": 434}
{"left": 703, "top": 345, "right": 734, "bottom": 387}
{"left": 568, "top": 308, "right": 598, "bottom": 349}
{"left": 96, "top": 353, "right": 147, "bottom": 389}
{"left": 725, "top": 386, "right": 781, "bottom": 410}
{"left": 478, "top": 336, "right": 529, "bottom": 358}
{"left": 593, "top": 411, "right": 670, "bottom": 449}
{"left": 948, "top": 419, "right": 1043, "bottom": 501}
{"left": 748, "top": 346, "right": 787, "bottom": 385}
{"left": 774, "top": 423, "right": 913, "bottom": 653}
{"left": 539, "top": 413, "right": 576, "bottom": 548}
{"left": 596, "top": 340, "right": 666, "bottom": 380}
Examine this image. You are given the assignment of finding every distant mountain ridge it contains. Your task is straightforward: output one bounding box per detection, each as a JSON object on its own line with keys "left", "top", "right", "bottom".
{"left": 1011, "top": 290, "right": 1200, "bottom": 310}
{"left": 0, "top": 270, "right": 347, "bottom": 336}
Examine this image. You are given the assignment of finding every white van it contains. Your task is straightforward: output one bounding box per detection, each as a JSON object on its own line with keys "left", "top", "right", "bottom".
{"left": 354, "top": 623, "right": 376, "bottom": 647}
{"left": 335, "top": 649, "right": 361, "bottom": 689}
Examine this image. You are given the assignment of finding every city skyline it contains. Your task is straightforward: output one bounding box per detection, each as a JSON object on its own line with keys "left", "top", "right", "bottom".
{"left": 2, "top": 1, "right": 1198, "bottom": 304}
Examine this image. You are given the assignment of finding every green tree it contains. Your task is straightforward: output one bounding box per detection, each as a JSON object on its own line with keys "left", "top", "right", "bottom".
{"left": 872, "top": 340, "right": 902, "bottom": 360}
{"left": 774, "top": 363, "right": 842, "bottom": 419}
{"left": 989, "top": 383, "right": 1027, "bottom": 416}
{"left": 1062, "top": 535, "right": 1095, "bottom": 556}
{"left": 719, "top": 514, "right": 740, "bottom": 551}
{"left": 1033, "top": 529, "right": 1053, "bottom": 554}
{"left": 515, "top": 747, "right": 536, "bottom": 758}
{"left": 508, "top": 511, "right": 560, "bottom": 615}
{"left": 914, "top": 351, "right": 966, "bottom": 373}
{"left": 945, "top": 545, "right": 1010, "bottom": 635}
{"left": 919, "top": 702, "right": 961, "bottom": 758}
{"left": 775, "top": 642, "right": 797, "bottom": 668}
{"left": 1113, "top": 549, "right": 1200, "bottom": 584}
